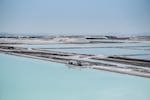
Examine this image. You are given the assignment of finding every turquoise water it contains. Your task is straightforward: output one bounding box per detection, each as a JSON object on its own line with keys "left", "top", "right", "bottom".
{"left": 0, "top": 53, "right": 150, "bottom": 100}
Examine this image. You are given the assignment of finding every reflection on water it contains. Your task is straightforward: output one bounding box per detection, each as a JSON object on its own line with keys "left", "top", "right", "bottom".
{"left": 0, "top": 53, "right": 150, "bottom": 100}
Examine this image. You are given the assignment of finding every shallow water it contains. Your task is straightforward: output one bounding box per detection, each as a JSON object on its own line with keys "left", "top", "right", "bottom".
{"left": 12, "top": 42, "right": 150, "bottom": 56}
{"left": 53, "top": 48, "right": 150, "bottom": 56}
{"left": 126, "top": 55, "right": 150, "bottom": 60}
{"left": 0, "top": 53, "right": 150, "bottom": 100}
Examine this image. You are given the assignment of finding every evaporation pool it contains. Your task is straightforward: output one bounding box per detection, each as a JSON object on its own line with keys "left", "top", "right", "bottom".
{"left": 0, "top": 53, "right": 150, "bottom": 100}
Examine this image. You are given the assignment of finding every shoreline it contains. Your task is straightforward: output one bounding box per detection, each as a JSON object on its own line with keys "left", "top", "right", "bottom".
{"left": 0, "top": 45, "right": 150, "bottom": 78}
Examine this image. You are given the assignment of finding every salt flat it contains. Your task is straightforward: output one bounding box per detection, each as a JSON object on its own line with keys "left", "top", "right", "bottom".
{"left": 0, "top": 35, "right": 150, "bottom": 78}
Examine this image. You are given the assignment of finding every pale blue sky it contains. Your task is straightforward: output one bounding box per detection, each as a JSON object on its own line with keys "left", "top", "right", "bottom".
{"left": 0, "top": 0, "right": 150, "bottom": 35}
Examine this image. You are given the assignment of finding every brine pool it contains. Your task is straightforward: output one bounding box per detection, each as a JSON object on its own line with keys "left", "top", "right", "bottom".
{"left": 0, "top": 53, "right": 150, "bottom": 100}
{"left": 12, "top": 42, "right": 150, "bottom": 60}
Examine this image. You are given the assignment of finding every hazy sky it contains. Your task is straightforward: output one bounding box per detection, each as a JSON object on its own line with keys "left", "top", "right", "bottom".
{"left": 0, "top": 0, "right": 150, "bottom": 35}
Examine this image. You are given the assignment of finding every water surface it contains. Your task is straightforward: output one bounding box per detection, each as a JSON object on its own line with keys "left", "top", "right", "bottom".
{"left": 0, "top": 53, "right": 150, "bottom": 100}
